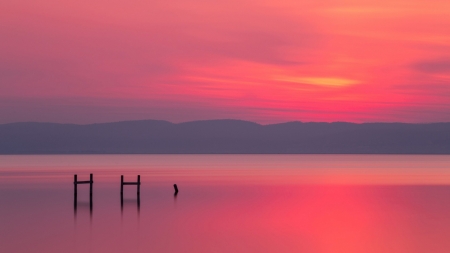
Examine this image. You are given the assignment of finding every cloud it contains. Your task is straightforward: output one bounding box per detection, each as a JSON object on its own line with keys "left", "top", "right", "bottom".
{"left": 413, "top": 59, "right": 450, "bottom": 74}
{"left": 273, "top": 76, "right": 359, "bottom": 87}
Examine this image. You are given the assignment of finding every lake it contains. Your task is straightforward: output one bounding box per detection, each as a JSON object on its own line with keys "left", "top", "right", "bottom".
{"left": 1, "top": 155, "right": 450, "bottom": 253}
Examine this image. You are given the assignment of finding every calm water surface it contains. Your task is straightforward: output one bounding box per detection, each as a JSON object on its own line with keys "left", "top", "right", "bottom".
{"left": 1, "top": 155, "right": 450, "bottom": 253}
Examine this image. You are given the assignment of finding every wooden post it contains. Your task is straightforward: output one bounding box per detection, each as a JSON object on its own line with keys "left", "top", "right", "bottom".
{"left": 120, "top": 175, "right": 124, "bottom": 209}
{"left": 89, "top": 173, "right": 93, "bottom": 202}
{"left": 74, "top": 174, "right": 77, "bottom": 208}
{"left": 137, "top": 175, "right": 141, "bottom": 197}
{"left": 121, "top": 175, "right": 124, "bottom": 195}
{"left": 137, "top": 175, "right": 141, "bottom": 211}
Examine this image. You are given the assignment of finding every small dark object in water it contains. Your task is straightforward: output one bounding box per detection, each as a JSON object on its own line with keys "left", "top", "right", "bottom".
{"left": 174, "top": 184, "right": 179, "bottom": 195}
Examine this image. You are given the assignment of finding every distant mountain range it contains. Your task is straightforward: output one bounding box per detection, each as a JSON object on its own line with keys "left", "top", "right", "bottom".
{"left": 1, "top": 120, "right": 450, "bottom": 154}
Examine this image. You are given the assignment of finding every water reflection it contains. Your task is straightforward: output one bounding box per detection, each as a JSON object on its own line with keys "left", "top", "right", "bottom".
{"left": 3, "top": 155, "right": 450, "bottom": 253}
{"left": 74, "top": 199, "right": 93, "bottom": 214}
{"left": 73, "top": 201, "right": 93, "bottom": 223}
{"left": 121, "top": 194, "right": 141, "bottom": 214}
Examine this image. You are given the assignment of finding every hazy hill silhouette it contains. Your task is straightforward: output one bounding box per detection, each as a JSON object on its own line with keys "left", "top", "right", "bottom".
{"left": 1, "top": 119, "right": 450, "bottom": 154}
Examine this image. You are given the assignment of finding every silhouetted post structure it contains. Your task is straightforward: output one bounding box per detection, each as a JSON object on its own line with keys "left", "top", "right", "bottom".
{"left": 89, "top": 174, "right": 93, "bottom": 199}
{"left": 174, "top": 184, "right": 179, "bottom": 195}
{"left": 137, "top": 175, "right": 141, "bottom": 198}
{"left": 121, "top": 175, "right": 124, "bottom": 196}
{"left": 137, "top": 175, "right": 140, "bottom": 212}
{"left": 89, "top": 173, "right": 93, "bottom": 211}
{"left": 73, "top": 173, "right": 94, "bottom": 209}
{"left": 74, "top": 174, "right": 77, "bottom": 208}
{"left": 120, "top": 175, "right": 141, "bottom": 208}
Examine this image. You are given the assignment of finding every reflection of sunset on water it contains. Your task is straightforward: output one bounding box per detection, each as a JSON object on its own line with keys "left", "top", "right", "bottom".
{"left": 1, "top": 155, "right": 450, "bottom": 252}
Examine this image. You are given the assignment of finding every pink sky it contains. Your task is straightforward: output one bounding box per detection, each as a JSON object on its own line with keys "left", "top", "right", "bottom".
{"left": 1, "top": 0, "right": 450, "bottom": 124}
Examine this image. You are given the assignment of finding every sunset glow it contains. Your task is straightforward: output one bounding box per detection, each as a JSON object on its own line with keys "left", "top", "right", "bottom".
{"left": 1, "top": 0, "right": 449, "bottom": 123}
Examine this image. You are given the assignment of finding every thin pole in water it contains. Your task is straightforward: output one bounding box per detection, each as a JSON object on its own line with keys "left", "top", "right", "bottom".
{"left": 137, "top": 175, "right": 141, "bottom": 198}
{"left": 89, "top": 173, "right": 93, "bottom": 204}
{"left": 120, "top": 175, "right": 124, "bottom": 195}
{"left": 74, "top": 174, "right": 77, "bottom": 209}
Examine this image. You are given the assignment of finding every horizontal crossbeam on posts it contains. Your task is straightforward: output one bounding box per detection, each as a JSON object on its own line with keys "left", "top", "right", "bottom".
{"left": 75, "top": 180, "right": 93, "bottom": 184}
{"left": 122, "top": 182, "right": 141, "bottom": 185}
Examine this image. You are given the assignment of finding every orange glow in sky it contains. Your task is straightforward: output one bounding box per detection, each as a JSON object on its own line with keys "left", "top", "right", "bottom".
{"left": 1, "top": 0, "right": 449, "bottom": 123}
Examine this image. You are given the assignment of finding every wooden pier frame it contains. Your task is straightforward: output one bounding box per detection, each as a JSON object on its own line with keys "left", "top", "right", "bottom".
{"left": 74, "top": 173, "right": 93, "bottom": 210}
{"left": 121, "top": 175, "right": 141, "bottom": 209}
{"left": 120, "top": 175, "right": 141, "bottom": 196}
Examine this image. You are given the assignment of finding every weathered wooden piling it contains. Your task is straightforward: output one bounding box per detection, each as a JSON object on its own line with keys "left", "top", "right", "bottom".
{"left": 121, "top": 175, "right": 124, "bottom": 196}
{"left": 137, "top": 175, "right": 141, "bottom": 197}
{"left": 90, "top": 173, "right": 93, "bottom": 201}
{"left": 74, "top": 174, "right": 77, "bottom": 208}
{"left": 73, "top": 173, "right": 93, "bottom": 209}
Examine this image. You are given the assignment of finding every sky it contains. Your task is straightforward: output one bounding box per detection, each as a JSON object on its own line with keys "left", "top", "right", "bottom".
{"left": 1, "top": 0, "right": 450, "bottom": 124}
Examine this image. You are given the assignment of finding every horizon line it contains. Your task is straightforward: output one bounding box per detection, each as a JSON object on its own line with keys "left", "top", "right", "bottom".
{"left": 2, "top": 119, "right": 450, "bottom": 126}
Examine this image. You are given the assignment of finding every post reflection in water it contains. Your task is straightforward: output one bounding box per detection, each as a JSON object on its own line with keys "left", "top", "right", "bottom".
{"left": 74, "top": 201, "right": 93, "bottom": 218}
{"left": 73, "top": 200, "right": 93, "bottom": 225}
{"left": 121, "top": 192, "right": 141, "bottom": 215}
{"left": 73, "top": 196, "right": 93, "bottom": 221}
